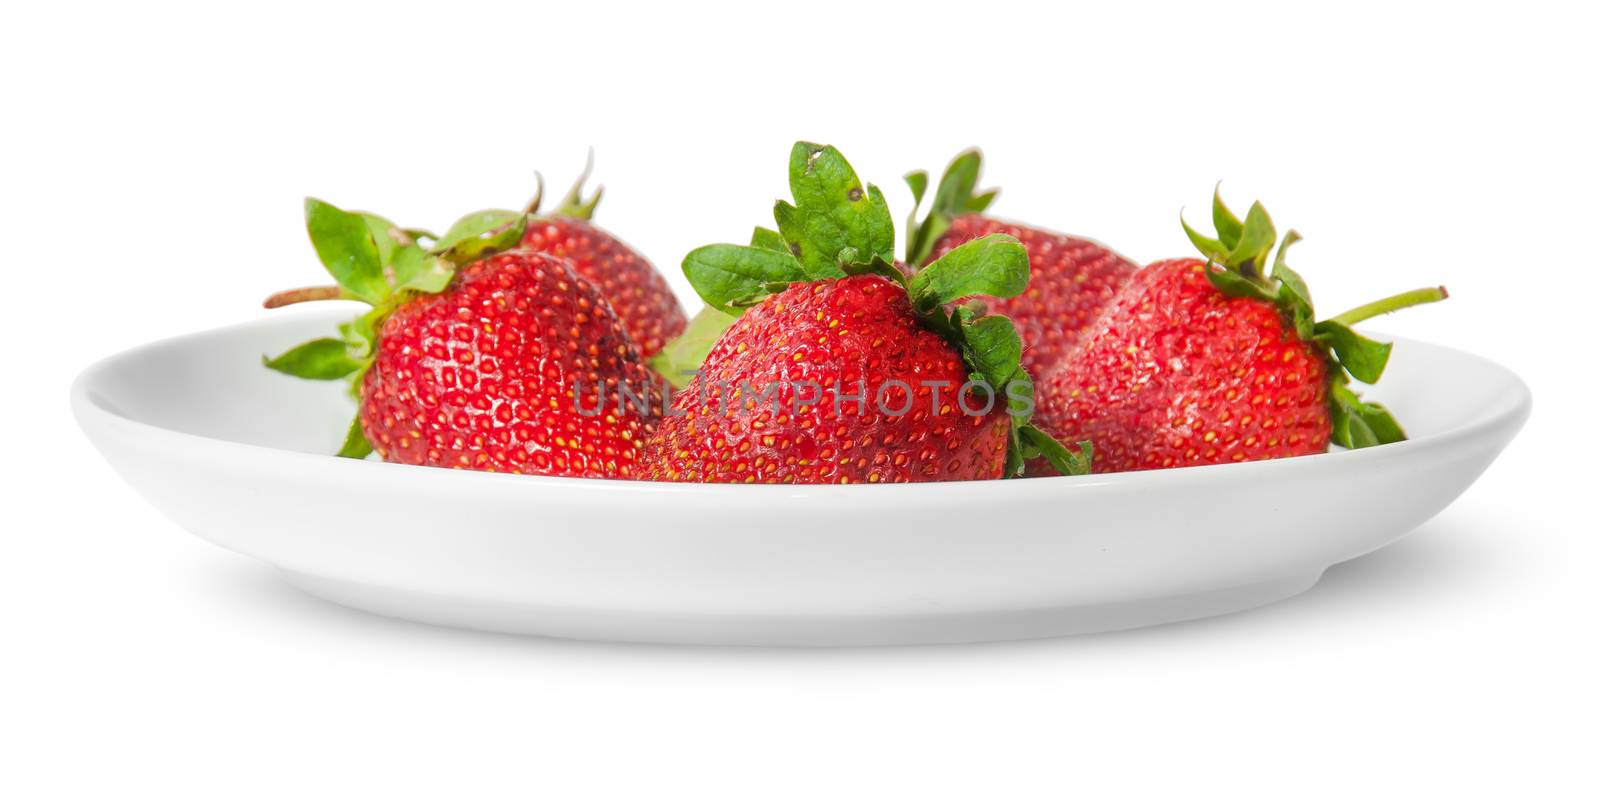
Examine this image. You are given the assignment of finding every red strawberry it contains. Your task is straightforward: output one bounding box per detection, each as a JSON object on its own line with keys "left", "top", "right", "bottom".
{"left": 517, "top": 168, "right": 688, "bottom": 357}
{"left": 1035, "top": 258, "right": 1332, "bottom": 472}
{"left": 644, "top": 275, "right": 1012, "bottom": 483}
{"left": 521, "top": 215, "right": 684, "bottom": 357}
{"left": 1033, "top": 191, "right": 1447, "bottom": 474}
{"left": 263, "top": 201, "right": 660, "bottom": 478}
{"left": 905, "top": 151, "right": 1137, "bottom": 375}
{"left": 639, "top": 143, "right": 1090, "bottom": 484}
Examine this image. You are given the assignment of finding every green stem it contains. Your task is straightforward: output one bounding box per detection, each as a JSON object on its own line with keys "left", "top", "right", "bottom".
{"left": 1328, "top": 286, "right": 1449, "bottom": 326}
{"left": 556, "top": 185, "right": 603, "bottom": 220}
{"left": 522, "top": 172, "right": 546, "bottom": 215}
{"left": 263, "top": 285, "right": 350, "bottom": 309}
{"left": 555, "top": 149, "right": 602, "bottom": 219}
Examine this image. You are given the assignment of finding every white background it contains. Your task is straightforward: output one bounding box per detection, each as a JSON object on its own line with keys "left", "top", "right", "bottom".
{"left": 4, "top": 1, "right": 1596, "bottom": 783}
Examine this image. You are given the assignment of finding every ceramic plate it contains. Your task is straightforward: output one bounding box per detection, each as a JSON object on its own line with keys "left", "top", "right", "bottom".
{"left": 71, "top": 307, "right": 1530, "bottom": 645}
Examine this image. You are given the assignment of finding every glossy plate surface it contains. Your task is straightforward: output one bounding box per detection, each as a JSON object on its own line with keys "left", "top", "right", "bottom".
{"left": 71, "top": 307, "right": 1530, "bottom": 645}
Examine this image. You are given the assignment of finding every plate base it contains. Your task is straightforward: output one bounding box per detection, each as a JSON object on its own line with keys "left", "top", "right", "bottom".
{"left": 282, "top": 571, "right": 1325, "bottom": 646}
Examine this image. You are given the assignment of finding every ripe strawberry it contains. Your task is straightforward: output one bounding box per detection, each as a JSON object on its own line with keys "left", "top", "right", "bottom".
{"left": 262, "top": 201, "right": 660, "bottom": 478}
{"left": 1033, "top": 191, "right": 1447, "bottom": 474}
{"left": 904, "top": 150, "right": 1137, "bottom": 375}
{"left": 646, "top": 275, "right": 1012, "bottom": 483}
{"left": 639, "top": 142, "right": 1090, "bottom": 483}
{"left": 429, "top": 164, "right": 688, "bottom": 358}
{"left": 522, "top": 214, "right": 685, "bottom": 358}
{"left": 516, "top": 166, "right": 688, "bottom": 357}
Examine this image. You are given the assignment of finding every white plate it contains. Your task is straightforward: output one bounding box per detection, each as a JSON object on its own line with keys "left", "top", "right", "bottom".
{"left": 71, "top": 307, "right": 1530, "bottom": 646}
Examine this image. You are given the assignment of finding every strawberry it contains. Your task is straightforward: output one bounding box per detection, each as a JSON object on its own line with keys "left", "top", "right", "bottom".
{"left": 431, "top": 163, "right": 688, "bottom": 358}
{"left": 646, "top": 275, "right": 1013, "bottom": 483}
{"left": 904, "top": 150, "right": 1137, "bottom": 375}
{"left": 1032, "top": 190, "right": 1447, "bottom": 474}
{"left": 639, "top": 143, "right": 1091, "bottom": 483}
{"left": 522, "top": 214, "right": 685, "bottom": 357}
{"left": 523, "top": 163, "right": 686, "bottom": 356}
{"left": 262, "top": 201, "right": 660, "bottom": 478}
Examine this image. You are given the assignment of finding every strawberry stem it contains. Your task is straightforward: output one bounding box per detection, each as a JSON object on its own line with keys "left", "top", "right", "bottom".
{"left": 555, "top": 149, "right": 603, "bottom": 220}
{"left": 522, "top": 172, "right": 546, "bottom": 215}
{"left": 1328, "top": 286, "right": 1449, "bottom": 326}
{"left": 263, "top": 285, "right": 349, "bottom": 309}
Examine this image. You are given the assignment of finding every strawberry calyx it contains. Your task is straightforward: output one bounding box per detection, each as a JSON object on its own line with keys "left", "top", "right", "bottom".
{"left": 1182, "top": 189, "right": 1449, "bottom": 448}
{"left": 903, "top": 148, "right": 999, "bottom": 267}
{"left": 261, "top": 198, "right": 531, "bottom": 458}
{"left": 552, "top": 149, "right": 604, "bottom": 220}
{"left": 677, "top": 141, "right": 1090, "bottom": 477}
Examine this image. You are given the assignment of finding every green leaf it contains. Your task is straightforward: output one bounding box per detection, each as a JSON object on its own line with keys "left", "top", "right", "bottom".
{"left": 433, "top": 209, "right": 522, "bottom": 253}
{"left": 903, "top": 170, "right": 932, "bottom": 269}
{"left": 1274, "top": 262, "right": 1312, "bottom": 314}
{"left": 681, "top": 244, "right": 807, "bottom": 315}
{"left": 1330, "top": 391, "right": 1367, "bottom": 447}
{"left": 906, "top": 234, "right": 1028, "bottom": 310}
{"left": 775, "top": 205, "right": 852, "bottom": 280}
{"left": 1271, "top": 234, "right": 1314, "bottom": 339}
{"left": 859, "top": 185, "right": 895, "bottom": 259}
{"left": 904, "top": 170, "right": 929, "bottom": 205}
{"left": 750, "top": 226, "right": 789, "bottom": 253}
{"left": 1270, "top": 229, "right": 1304, "bottom": 279}
{"left": 770, "top": 200, "right": 817, "bottom": 276}
{"left": 435, "top": 212, "right": 528, "bottom": 264}
{"left": 907, "top": 213, "right": 951, "bottom": 270}
{"left": 838, "top": 251, "right": 908, "bottom": 287}
{"left": 905, "top": 149, "right": 988, "bottom": 266}
{"left": 959, "top": 315, "right": 1022, "bottom": 391}
{"left": 555, "top": 153, "right": 604, "bottom": 219}
{"left": 1212, "top": 185, "right": 1243, "bottom": 248}
{"left": 390, "top": 243, "right": 453, "bottom": 293}
{"left": 965, "top": 189, "right": 998, "bottom": 213}
{"left": 1332, "top": 405, "right": 1379, "bottom": 448}
{"left": 929, "top": 149, "right": 982, "bottom": 218}
{"left": 349, "top": 210, "right": 451, "bottom": 294}
{"left": 1203, "top": 265, "right": 1275, "bottom": 300}
{"left": 336, "top": 412, "right": 373, "bottom": 459}
{"left": 1004, "top": 422, "right": 1025, "bottom": 478}
{"left": 358, "top": 212, "right": 402, "bottom": 267}
{"left": 777, "top": 143, "right": 895, "bottom": 278}
{"left": 787, "top": 142, "right": 857, "bottom": 212}
{"left": 1227, "top": 201, "right": 1277, "bottom": 275}
{"left": 1276, "top": 276, "right": 1315, "bottom": 340}
{"left": 1017, "top": 425, "right": 1093, "bottom": 476}
{"left": 337, "top": 310, "right": 383, "bottom": 359}
{"left": 647, "top": 307, "right": 739, "bottom": 388}
{"left": 263, "top": 338, "right": 363, "bottom": 380}
{"left": 1328, "top": 384, "right": 1407, "bottom": 449}
{"left": 1182, "top": 213, "right": 1227, "bottom": 259}
{"left": 1355, "top": 399, "right": 1406, "bottom": 444}
{"left": 1315, "top": 320, "right": 1393, "bottom": 384}
{"left": 1005, "top": 368, "right": 1035, "bottom": 418}
{"left": 304, "top": 198, "right": 389, "bottom": 304}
